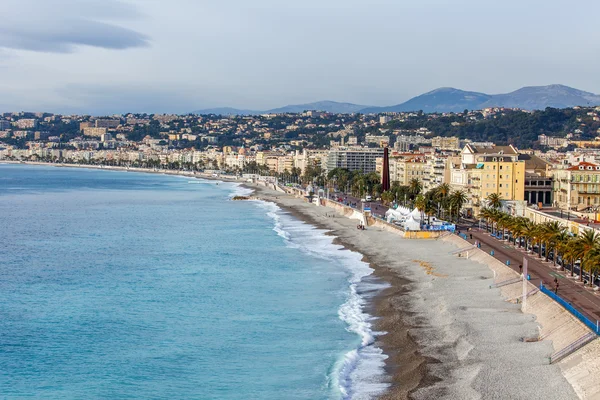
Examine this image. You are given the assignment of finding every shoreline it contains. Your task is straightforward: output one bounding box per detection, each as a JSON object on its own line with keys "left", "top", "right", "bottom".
{"left": 246, "top": 185, "right": 432, "bottom": 399}
{"left": 4, "top": 162, "right": 588, "bottom": 399}
{"left": 4, "top": 162, "right": 426, "bottom": 397}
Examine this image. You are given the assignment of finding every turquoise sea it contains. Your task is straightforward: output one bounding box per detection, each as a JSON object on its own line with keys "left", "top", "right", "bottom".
{"left": 0, "top": 165, "right": 387, "bottom": 399}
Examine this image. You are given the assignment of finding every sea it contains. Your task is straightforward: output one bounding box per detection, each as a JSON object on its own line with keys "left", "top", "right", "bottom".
{"left": 0, "top": 164, "right": 388, "bottom": 399}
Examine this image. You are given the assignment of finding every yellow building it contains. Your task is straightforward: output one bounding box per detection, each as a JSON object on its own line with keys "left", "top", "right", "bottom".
{"left": 452, "top": 144, "right": 525, "bottom": 213}
{"left": 376, "top": 154, "right": 427, "bottom": 186}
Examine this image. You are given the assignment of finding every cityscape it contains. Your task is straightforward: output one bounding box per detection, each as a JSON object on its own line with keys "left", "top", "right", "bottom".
{"left": 3, "top": 0, "right": 600, "bottom": 399}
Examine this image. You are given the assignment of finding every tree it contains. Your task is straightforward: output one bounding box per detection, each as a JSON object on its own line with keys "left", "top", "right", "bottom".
{"left": 449, "top": 190, "right": 467, "bottom": 222}
{"left": 408, "top": 178, "right": 422, "bottom": 198}
{"left": 487, "top": 193, "right": 503, "bottom": 209}
{"left": 414, "top": 194, "right": 427, "bottom": 223}
{"left": 381, "top": 191, "right": 395, "bottom": 206}
{"left": 576, "top": 230, "right": 600, "bottom": 282}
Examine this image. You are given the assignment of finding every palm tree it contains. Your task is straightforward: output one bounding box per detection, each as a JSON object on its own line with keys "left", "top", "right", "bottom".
{"left": 414, "top": 194, "right": 427, "bottom": 223}
{"left": 576, "top": 230, "right": 600, "bottom": 282}
{"left": 521, "top": 220, "right": 538, "bottom": 254}
{"left": 487, "top": 193, "right": 503, "bottom": 209}
{"left": 408, "top": 178, "right": 422, "bottom": 198}
{"left": 436, "top": 183, "right": 451, "bottom": 199}
{"left": 449, "top": 190, "right": 467, "bottom": 222}
{"left": 542, "top": 221, "right": 565, "bottom": 263}
{"left": 381, "top": 190, "right": 395, "bottom": 206}
{"left": 554, "top": 230, "right": 570, "bottom": 267}
{"left": 582, "top": 245, "right": 600, "bottom": 287}
{"left": 562, "top": 239, "right": 582, "bottom": 277}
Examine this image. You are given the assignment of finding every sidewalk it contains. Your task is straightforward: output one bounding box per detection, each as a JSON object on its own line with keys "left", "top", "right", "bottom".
{"left": 458, "top": 226, "right": 600, "bottom": 324}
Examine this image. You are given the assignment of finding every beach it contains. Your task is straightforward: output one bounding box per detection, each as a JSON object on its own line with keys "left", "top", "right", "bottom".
{"left": 246, "top": 182, "right": 579, "bottom": 399}
{"left": 2, "top": 162, "right": 587, "bottom": 399}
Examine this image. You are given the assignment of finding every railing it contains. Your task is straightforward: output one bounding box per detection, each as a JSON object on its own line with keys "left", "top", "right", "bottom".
{"left": 540, "top": 283, "right": 600, "bottom": 334}
{"left": 549, "top": 332, "right": 597, "bottom": 364}
{"left": 490, "top": 277, "right": 522, "bottom": 289}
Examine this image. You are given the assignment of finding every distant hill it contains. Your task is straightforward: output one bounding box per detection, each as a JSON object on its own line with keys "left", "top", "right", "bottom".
{"left": 191, "top": 107, "right": 259, "bottom": 116}
{"left": 191, "top": 101, "right": 370, "bottom": 116}
{"left": 479, "top": 84, "right": 600, "bottom": 110}
{"left": 360, "top": 84, "right": 600, "bottom": 114}
{"left": 266, "top": 101, "right": 369, "bottom": 114}
{"left": 192, "top": 85, "right": 600, "bottom": 116}
{"left": 360, "top": 88, "right": 492, "bottom": 114}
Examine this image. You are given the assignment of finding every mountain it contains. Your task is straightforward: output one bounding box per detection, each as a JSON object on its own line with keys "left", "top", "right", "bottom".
{"left": 266, "top": 101, "right": 369, "bottom": 114}
{"left": 191, "top": 107, "right": 259, "bottom": 116}
{"left": 191, "top": 85, "right": 600, "bottom": 116}
{"left": 480, "top": 84, "right": 600, "bottom": 110}
{"left": 360, "top": 88, "right": 491, "bottom": 114}
{"left": 360, "top": 85, "right": 600, "bottom": 114}
{"left": 191, "top": 101, "right": 370, "bottom": 116}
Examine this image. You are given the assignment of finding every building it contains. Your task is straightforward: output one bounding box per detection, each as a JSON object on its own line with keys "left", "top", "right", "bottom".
{"left": 0, "top": 120, "right": 11, "bottom": 130}
{"left": 376, "top": 154, "right": 428, "bottom": 186}
{"left": 379, "top": 115, "right": 391, "bottom": 124}
{"left": 364, "top": 135, "right": 390, "bottom": 147}
{"left": 553, "top": 162, "right": 600, "bottom": 211}
{"left": 15, "top": 119, "right": 38, "bottom": 129}
{"left": 431, "top": 136, "right": 460, "bottom": 151}
{"left": 451, "top": 144, "right": 525, "bottom": 215}
{"left": 520, "top": 153, "right": 553, "bottom": 206}
{"left": 95, "top": 119, "right": 120, "bottom": 128}
{"left": 325, "top": 147, "right": 384, "bottom": 173}
{"left": 538, "top": 134, "right": 568, "bottom": 148}
{"left": 82, "top": 127, "right": 108, "bottom": 137}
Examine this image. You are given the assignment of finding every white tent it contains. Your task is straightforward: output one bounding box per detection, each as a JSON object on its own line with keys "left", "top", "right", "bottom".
{"left": 404, "top": 215, "right": 421, "bottom": 231}
{"left": 410, "top": 207, "right": 422, "bottom": 221}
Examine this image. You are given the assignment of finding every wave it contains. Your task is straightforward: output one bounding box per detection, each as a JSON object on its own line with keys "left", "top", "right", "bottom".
{"left": 254, "top": 200, "right": 390, "bottom": 399}
{"left": 226, "top": 182, "right": 254, "bottom": 199}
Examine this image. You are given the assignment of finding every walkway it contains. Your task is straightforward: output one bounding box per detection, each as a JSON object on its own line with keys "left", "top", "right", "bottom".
{"left": 457, "top": 223, "right": 600, "bottom": 324}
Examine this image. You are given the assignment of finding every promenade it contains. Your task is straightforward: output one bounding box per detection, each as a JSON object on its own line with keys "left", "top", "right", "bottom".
{"left": 458, "top": 223, "right": 600, "bottom": 324}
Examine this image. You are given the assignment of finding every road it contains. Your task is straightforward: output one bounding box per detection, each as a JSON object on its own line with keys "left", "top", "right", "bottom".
{"left": 457, "top": 222, "right": 600, "bottom": 324}
{"left": 327, "top": 192, "right": 390, "bottom": 219}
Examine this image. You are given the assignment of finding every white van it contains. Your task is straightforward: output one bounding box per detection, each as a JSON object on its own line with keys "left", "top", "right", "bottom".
{"left": 365, "top": 195, "right": 372, "bottom": 202}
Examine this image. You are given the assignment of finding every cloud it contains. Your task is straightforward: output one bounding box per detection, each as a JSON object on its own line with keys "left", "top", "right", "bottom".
{"left": 0, "top": 0, "right": 149, "bottom": 53}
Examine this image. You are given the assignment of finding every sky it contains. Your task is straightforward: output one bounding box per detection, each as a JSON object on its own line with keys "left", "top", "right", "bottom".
{"left": 0, "top": 0, "right": 599, "bottom": 114}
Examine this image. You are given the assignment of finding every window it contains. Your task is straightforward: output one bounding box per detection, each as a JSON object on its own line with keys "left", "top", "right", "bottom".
{"left": 500, "top": 166, "right": 503, "bottom": 170}
{"left": 499, "top": 184, "right": 503, "bottom": 188}
{"left": 505, "top": 192, "right": 509, "bottom": 197}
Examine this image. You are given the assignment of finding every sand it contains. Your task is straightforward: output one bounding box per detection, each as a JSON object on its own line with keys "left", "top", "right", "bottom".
{"left": 247, "top": 183, "right": 579, "bottom": 400}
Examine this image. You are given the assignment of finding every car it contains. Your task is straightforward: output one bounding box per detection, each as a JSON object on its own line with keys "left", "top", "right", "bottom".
{"left": 365, "top": 195, "right": 372, "bottom": 201}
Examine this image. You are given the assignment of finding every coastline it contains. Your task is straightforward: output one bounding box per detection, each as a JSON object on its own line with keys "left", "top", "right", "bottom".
{"left": 3, "top": 162, "right": 427, "bottom": 397}
{"left": 241, "top": 184, "right": 581, "bottom": 399}
{"left": 3, "top": 162, "right": 587, "bottom": 399}
{"left": 258, "top": 191, "right": 429, "bottom": 399}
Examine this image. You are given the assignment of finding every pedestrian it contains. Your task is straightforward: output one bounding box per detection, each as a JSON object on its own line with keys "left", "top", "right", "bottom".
{"left": 555, "top": 282, "right": 559, "bottom": 295}
{"left": 470, "top": 233, "right": 473, "bottom": 240}
{"left": 554, "top": 277, "right": 558, "bottom": 286}
{"left": 519, "top": 264, "right": 523, "bottom": 275}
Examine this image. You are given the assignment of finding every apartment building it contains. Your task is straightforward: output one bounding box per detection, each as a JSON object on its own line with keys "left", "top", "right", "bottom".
{"left": 324, "top": 147, "right": 384, "bottom": 173}
{"left": 451, "top": 144, "right": 525, "bottom": 214}
{"left": 431, "top": 136, "right": 460, "bottom": 151}
{"left": 553, "top": 162, "right": 600, "bottom": 210}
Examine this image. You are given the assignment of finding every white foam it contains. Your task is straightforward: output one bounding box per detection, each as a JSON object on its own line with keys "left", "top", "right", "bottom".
{"left": 225, "top": 182, "right": 254, "bottom": 198}
{"left": 254, "top": 201, "right": 390, "bottom": 399}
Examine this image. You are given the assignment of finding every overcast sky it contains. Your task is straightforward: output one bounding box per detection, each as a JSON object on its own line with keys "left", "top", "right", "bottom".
{"left": 1, "top": 0, "right": 598, "bottom": 114}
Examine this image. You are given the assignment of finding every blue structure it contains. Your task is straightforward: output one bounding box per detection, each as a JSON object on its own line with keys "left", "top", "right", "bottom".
{"left": 540, "top": 283, "right": 600, "bottom": 334}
